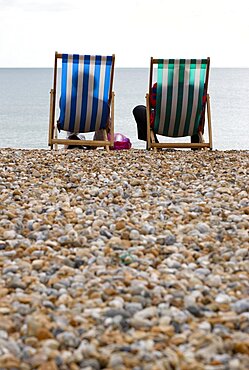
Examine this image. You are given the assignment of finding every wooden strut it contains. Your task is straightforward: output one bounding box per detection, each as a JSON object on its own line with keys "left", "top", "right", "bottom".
{"left": 146, "top": 93, "right": 151, "bottom": 150}
{"left": 110, "top": 91, "right": 115, "bottom": 147}
{"left": 51, "top": 51, "right": 58, "bottom": 150}
{"left": 48, "top": 89, "right": 54, "bottom": 146}
{"left": 51, "top": 139, "right": 110, "bottom": 146}
{"left": 207, "top": 93, "right": 213, "bottom": 150}
{"left": 150, "top": 142, "right": 210, "bottom": 149}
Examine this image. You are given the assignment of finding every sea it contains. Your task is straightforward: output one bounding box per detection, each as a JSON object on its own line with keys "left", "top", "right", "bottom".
{"left": 0, "top": 68, "right": 248, "bottom": 150}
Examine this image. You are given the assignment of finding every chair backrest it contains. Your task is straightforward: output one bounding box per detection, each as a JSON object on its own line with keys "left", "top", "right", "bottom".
{"left": 57, "top": 54, "right": 115, "bottom": 133}
{"left": 150, "top": 58, "right": 210, "bottom": 137}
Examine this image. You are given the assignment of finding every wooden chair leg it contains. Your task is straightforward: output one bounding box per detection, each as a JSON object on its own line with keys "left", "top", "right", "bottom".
{"left": 146, "top": 93, "right": 151, "bottom": 150}
{"left": 54, "top": 124, "right": 58, "bottom": 150}
{"left": 150, "top": 130, "right": 157, "bottom": 152}
{"left": 103, "top": 129, "right": 110, "bottom": 151}
{"left": 110, "top": 92, "right": 115, "bottom": 147}
{"left": 102, "top": 91, "right": 114, "bottom": 151}
{"left": 49, "top": 89, "right": 54, "bottom": 150}
{"left": 207, "top": 94, "right": 213, "bottom": 150}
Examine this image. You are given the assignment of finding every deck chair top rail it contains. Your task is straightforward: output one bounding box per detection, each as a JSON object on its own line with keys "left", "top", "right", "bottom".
{"left": 151, "top": 57, "right": 210, "bottom": 64}
{"left": 55, "top": 52, "right": 115, "bottom": 59}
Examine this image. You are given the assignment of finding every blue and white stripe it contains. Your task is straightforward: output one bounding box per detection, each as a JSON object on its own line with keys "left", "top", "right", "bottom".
{"left": 58, "top": 54, "right": 113, "bottom": 133}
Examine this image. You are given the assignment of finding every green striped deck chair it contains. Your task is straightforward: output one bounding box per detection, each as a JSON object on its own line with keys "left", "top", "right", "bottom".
{"left": 49, "top": 52, "right": 115, "bottom": 150}
{"left": 146, "top": 58, "right": 212, "bottom": 150}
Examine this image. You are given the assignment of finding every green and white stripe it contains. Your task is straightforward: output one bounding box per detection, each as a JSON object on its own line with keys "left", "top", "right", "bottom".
{"left": 154, "top": 59, "right": 207, "bottom": 137}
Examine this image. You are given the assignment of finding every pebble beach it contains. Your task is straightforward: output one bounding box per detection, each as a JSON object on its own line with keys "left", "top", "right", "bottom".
{"left": 0, "top": 148, "right": 248, "bottom": 370}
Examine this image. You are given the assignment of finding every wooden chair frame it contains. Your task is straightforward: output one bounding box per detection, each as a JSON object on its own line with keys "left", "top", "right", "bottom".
{"left": 146, "top": 57, "right": 213, "bottom": 151}
{"left": 48, "top": 52, "right": 115, "bottom": 151}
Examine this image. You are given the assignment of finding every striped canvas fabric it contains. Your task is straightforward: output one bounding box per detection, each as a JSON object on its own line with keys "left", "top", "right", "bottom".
{"left": 154, "top": 59, "right": 208, "bottom": 137}
{"left": 58, "top": 54, "right": 113, "bottom": 133}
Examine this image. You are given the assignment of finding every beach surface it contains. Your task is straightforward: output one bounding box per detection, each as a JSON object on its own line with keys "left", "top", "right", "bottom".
{"left": 0, "top": 148, "right": 248, "bottom": 369}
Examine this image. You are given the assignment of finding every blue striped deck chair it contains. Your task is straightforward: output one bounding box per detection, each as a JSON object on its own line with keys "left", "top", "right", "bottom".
{"left": 146, "top": 58, "right": 212, "bottom": 151}
{"left": 49, "top": 52, "right": 115, "bottom": 150}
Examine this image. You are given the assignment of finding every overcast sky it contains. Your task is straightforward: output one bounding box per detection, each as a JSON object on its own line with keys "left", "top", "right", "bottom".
{"left": 0, "top": 0, "right": 248, "bottom": 68}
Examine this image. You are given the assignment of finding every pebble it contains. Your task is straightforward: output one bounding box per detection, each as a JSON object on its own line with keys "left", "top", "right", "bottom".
{"left": 56, "top": 332, "right": 80, "bottom": 348}
{"left": 0, "top": 148, "right": 248, "bottom": 369}
{"left": 232, "top": 298, "right": 249, "bottom": 314}
{"left": 215, "top": 293, "right": 232, "bottom": 304}
{"left": 206, "top": 274, "right": 222, "bottom": 287}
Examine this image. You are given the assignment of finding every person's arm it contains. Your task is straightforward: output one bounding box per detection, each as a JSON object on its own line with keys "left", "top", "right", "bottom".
{"left": 150, "top": 82, "right": 157, "bottom": 128}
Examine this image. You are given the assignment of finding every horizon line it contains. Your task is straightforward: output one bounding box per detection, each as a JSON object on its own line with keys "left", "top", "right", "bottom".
{"left": 0, "top": 65, "right": 249, "bottom": 69}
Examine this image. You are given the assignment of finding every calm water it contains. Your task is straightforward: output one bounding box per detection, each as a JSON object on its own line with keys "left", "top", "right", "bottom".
{"left": 0, "top": 68, "right": 248, "bottom": 150}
